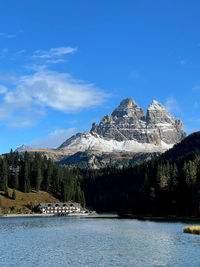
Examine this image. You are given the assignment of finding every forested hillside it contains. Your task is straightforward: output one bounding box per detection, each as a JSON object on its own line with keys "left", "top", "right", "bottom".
{"left": 0, "top": 150, "right": 85, "bottom": 208}
{"left": 81, "top": 132, "right": 200, "bottom": 216}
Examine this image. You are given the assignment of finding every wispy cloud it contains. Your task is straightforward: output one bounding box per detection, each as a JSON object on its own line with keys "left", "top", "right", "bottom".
{"left": 129, "top": 71, "right": 140, "bottom": 79}
{"left": 0, "top": 72, "right": 18, "bottom": 83}
{"left": 164, "top": 97, "right": 181, "bottom": 113}
{"left": 0, "top": 68, "right": 109, "bottom": 127}
{"left": 29, "top": 128, "right": 77, "bottom": 149}
{"left": 0, "top": 85, "right": 7, "bottom": 94}
{"left": 0, "top": 30, "right": 23, "bottom": 39}
{"left": 194, "top": 101, "right": 199, "bottom": 109}
{"left": 0, "top": 48, "right": 8, "bottom": 57}
{"left": 4, "top": 69, "right": 108, "bottom": 112}
{"left": 192, "top": 85, "right": 200, "bottom": 91}
{"left": 179, "top": 60, "right": 186, "bottom": 65}
{"left": 0, "top": 33, "right": 17, "bottom": 38}
{"left": 46, "top": 59, "right": 65, "bottom": 64}
{"left": 183, "top": 124, "right": 199, "bottom": 134}
{"left": 33, "top": 46, "right": 77, "bottom": 59}
{"left": 0, "top": 44, "right": 109, "bottom": 127}
{"left": 15, "top": 49, "right": 25, "bottom": 55}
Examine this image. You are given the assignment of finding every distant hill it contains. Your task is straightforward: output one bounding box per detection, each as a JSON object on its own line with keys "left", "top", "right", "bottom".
{"left": 59, "top": 151, "right": 160, "bottom": 169}
{"left": 15, "top": 148, "right": 65, "bottom": 162}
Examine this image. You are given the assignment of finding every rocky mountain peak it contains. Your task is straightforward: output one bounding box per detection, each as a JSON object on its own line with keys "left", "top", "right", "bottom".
{"left": 59, "top": 97, "right": 186, "bottom": 155}
{"left": 111, "top": 97, "right": 144, "bottom": 119}
{"left": 116, "top": 97, "right": 136, "bottom": 109}
{"left": 146, "top": 100, "right": 174, "bottom": 125}
{"left": 15, "top": 144, "right": 32, "bottom": 152}
{"left": 90, "top": 97, "right": 186, "bottom": 144}
{"left": 148, "top": 100, "right": 166, "bottom": 111}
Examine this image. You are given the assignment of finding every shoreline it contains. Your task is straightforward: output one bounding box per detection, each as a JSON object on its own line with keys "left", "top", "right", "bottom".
{"left": 85, "top": 213, "right": 200, "bottom": 222}
{"left": 0, "top": 212, "right": 90, "bottom": 218}
{"left": 0, "top": 213, "right": 55, "bottom": 218}
{"left": 118, "top": 214, "right": 200, "bottom": 222}
{"left": 1, "top": 212, "right": 200, "bottom": 222}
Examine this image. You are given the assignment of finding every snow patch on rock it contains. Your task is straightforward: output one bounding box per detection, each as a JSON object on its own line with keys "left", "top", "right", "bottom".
{"left": 59, "top": 132, "right": 173, "bottom": 153}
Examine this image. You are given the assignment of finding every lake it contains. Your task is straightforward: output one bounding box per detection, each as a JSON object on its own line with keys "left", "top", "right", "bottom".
{"left": 0, "top": 215, "right": 200, "bottom": 267}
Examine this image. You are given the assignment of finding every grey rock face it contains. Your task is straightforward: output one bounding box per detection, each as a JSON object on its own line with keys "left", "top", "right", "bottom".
{"left": 90, "top": 98, "right": 186, "bottom": 145}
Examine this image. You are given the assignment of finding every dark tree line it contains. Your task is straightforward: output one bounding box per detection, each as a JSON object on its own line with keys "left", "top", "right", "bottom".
{"left": 80, "top": 149, "right": 200, "bottom": 216}
{"left": 0, "top": 150, "right": 85, "bottom": 208}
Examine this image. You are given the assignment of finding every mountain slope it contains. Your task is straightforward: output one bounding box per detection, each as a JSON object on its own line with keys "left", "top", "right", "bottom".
{"left": 0, "top": 188, "right": 60, "bottom": 213}
{"left": 163, "top": 131, "right": 200, "bottom": 160}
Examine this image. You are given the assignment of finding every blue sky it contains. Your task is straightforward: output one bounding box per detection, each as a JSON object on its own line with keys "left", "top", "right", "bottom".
{"left": 0, "top": 0, "right": 200, "bottom": 153}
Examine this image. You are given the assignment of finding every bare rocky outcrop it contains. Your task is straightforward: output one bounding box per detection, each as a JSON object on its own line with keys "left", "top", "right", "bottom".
{"left": 90, "top": 98, "right": 186, "bottom": 145}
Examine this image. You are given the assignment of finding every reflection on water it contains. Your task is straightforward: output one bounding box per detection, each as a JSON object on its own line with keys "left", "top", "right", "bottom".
{"left": 0, "top": 216, "right": 200, "bottom": 266}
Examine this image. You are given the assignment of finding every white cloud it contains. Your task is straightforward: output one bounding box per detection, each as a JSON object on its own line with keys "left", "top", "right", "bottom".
{"left": 0, "top": 85, "right": 7, "bottom": 94}
{"left": 8, "top": 118, "right": 38, "bottom": 128}
{"left": 15, "top": 49, "right": 25, "bottom": 55}
{"left": 0, "top": 33, "right": 17, "bottom": 38}
{"left": 2, "top": 48, "right": 8, "bottom": 54}
{"left": 179, "top": 60, "right": 186, "bottom": 65}
{"left": 46, "top": 59, "right": 65, "bottom": 64}
{"left": 29, "top": 128, "right": 77, "bottom": 149}
{"left": 0, "top": 45, "right": 108, "bottom": 127}
{"left": 0, "top": 69, "right": 108, "bottom": 127}
{"left": 129, "top": 71, "right": 140, "bottom": 79}
{"left": 33, "top": 46, "right": 77, "bottom": 59}
{"left": 192, "top": 85, "right": 200, "bottom": 91}
{"left": 194, "top": 101, "right": 199, "bottom": 109}
{"left": 164, "top": 97, "right": 181, "bottom": 113}
{"left": 0, "top": 72, "right": 18, "bottom": 83}
{"left": 0, "top": 48, "right": 8, "bottom": 58}
{"left": 0, "top": 30, "right": 23, "bottom": 39}
{"left": 4, "top": 69, "right": 108, "bottom": 112}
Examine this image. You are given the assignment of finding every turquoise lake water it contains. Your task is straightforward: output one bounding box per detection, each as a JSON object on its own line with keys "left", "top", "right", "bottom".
{"left": 0, "top": 216, "right": 200, "bottom": 267}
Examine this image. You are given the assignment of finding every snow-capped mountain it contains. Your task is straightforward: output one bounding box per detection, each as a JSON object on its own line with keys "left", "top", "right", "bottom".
{"left": 59, "top": 98, "right": 186, "bottom": 154}
{"left": 15, "top": 144, "right": 32, "bottom": 152}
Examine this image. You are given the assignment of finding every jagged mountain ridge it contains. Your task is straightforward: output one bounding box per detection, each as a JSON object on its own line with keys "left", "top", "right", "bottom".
{"left": 15, "top": 144, "right": 32, "bottom": 152}
{"left": 59, "top": 98, "right": 186, "bottom": 154}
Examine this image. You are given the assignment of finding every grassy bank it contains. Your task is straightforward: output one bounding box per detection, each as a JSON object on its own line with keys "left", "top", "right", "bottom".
{"left": 0, "top": 188, "right": 59, "bottom": 214}
{"left": 183, "top": 226, "right": 200, "bottom": 235}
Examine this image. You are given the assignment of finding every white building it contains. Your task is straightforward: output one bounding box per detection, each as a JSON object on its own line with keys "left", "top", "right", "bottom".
{"left": 38, "top": 202, "right": 81, "bottom": 214}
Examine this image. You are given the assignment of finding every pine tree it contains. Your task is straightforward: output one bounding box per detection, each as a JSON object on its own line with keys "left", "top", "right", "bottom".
{"left": 183, "top": 161, "right": 197, "bottom": 190}
{"left": 35, "top": 167, "right": 42, "bottom": 192}
{"left": 2, "top": 160, "right": 8, "bottom": 195}
{"left": 13, "top": 173, "right": 19, "bottom": 190}
{"left": 61, "top": 182, "right": 67, "bottom": 202}
{"left": 12, "top": 189, "right": 16, "bottom": 200}
{"left": 80, "top": 190, "right": 86, "bottom": 208}
{"left": 42, "top": 160, "right": 52, "bottom": 191}
{"left": 170, "top": 163, "right": 178, "bottom": 189}
{"left": 23, "top": 161, "right": 31, "bottom": 193}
